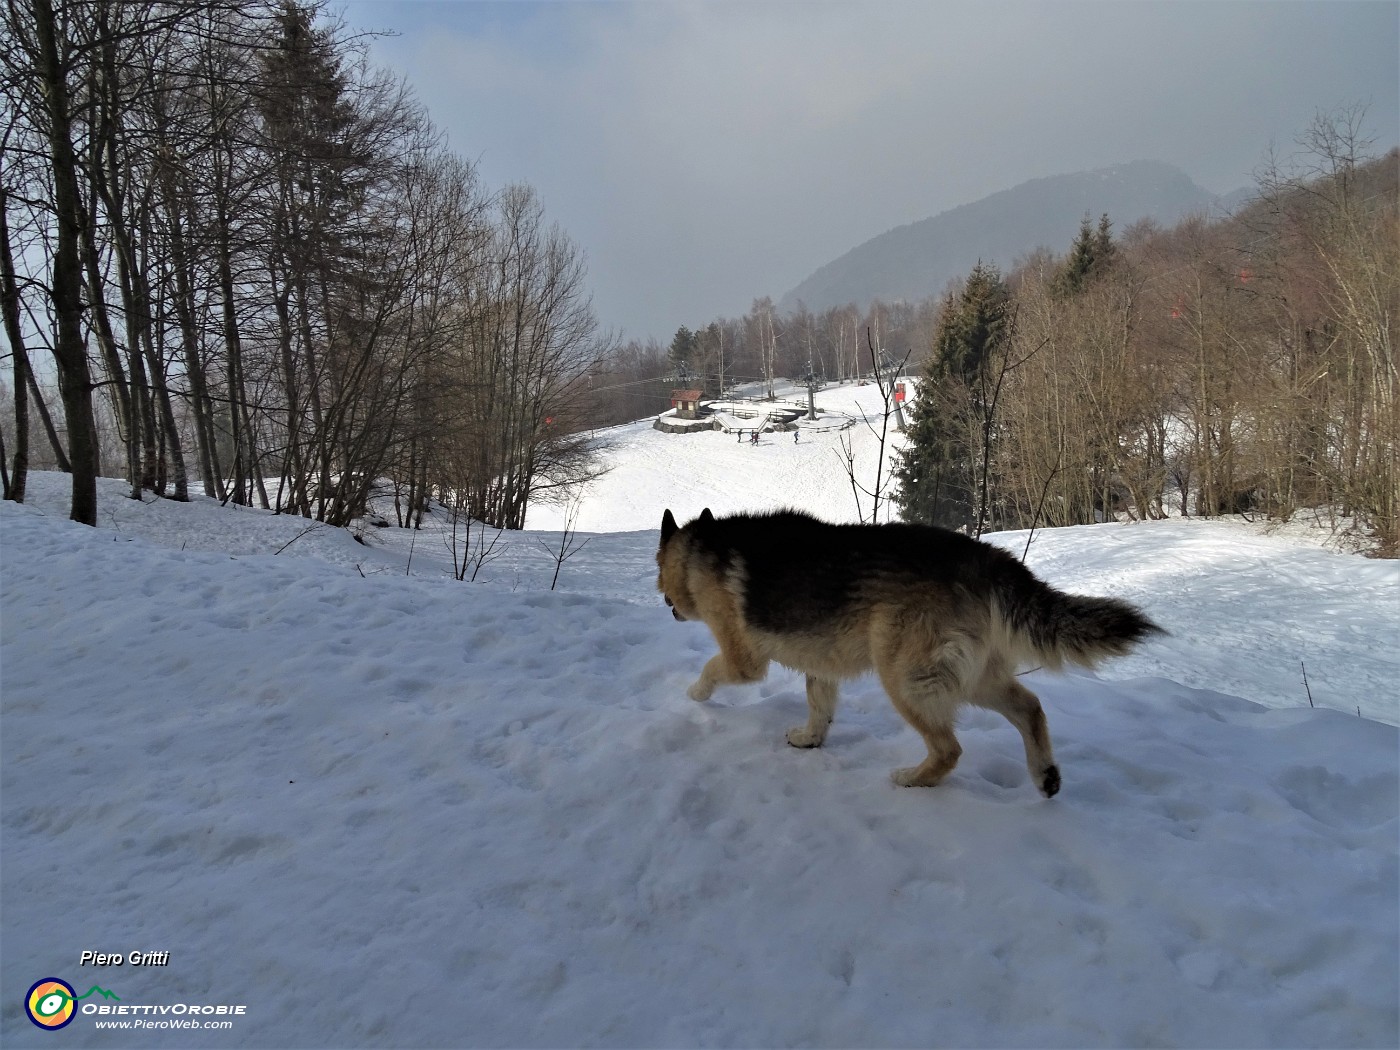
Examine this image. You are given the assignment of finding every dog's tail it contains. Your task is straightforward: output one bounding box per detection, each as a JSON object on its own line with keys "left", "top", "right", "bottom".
{"left": 992, "top": 561, "right": 1165, "bottom": 672}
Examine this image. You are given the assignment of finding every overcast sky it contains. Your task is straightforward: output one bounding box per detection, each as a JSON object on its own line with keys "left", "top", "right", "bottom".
{"left": 341, "top": 0, "right": 1398, "bottom": 345}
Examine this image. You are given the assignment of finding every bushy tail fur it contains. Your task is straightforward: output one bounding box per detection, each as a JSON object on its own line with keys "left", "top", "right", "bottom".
{"left": 994, "top": 568, "right": 1164, "bottom": 672}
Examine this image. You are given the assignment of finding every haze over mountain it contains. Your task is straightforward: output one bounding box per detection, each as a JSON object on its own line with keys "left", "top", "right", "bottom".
{"left": 780, "top": 161, "right": 1249, "bottom": 313}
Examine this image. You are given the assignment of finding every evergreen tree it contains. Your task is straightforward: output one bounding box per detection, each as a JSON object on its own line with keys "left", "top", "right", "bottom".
{"left": 668, "top": 325, "right": 697, "bottom": 373}
{"left": 1055, "top": 212, "right": 1116, "bottom": 297}
{"left": 894, "top": 262, "right": 1010, "bottom": 529}
{"left": 256, "top": 0, "right": 403, "bottom": 522}
{"left": 1094, "top": 212, "right": 1116, "bottom": 267}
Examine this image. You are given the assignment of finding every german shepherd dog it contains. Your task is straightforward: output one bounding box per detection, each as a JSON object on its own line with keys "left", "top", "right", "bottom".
{"left": 656, "top": 508, "right": 1163, "bottom": 796}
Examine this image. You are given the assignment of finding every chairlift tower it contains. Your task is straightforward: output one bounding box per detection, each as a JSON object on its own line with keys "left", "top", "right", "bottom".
{"left": 876, "top": 348, "right": 907, "bottom": 431}
{"left": 669, "top": 360, "right": 697, "bottom": 390}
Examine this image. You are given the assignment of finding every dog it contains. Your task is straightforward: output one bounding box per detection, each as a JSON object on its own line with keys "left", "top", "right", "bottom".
{"left": 656, "top": 508, "right": 1163, "bottom": 796}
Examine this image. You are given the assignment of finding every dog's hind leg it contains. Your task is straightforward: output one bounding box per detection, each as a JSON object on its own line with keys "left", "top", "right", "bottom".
{"left": 972, "top": 673, "right": 1060, "bottom": 797}
{"left": 786, "top": 676, "right": 839, "bottom": 748}
{"left": 879, "top": 656, "right": 965, "bottom": 788}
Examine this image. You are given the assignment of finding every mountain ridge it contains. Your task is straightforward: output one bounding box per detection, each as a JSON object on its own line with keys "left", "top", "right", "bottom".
{"left": 780, "top": 160, "right": 1251, "bottom": 313}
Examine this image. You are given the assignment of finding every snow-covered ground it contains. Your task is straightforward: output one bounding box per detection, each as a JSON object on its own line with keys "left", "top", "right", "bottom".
{"left": 531, "top": 382, "right": 902, "bottom": 534}
{"left": 3, "top": 382, "right": 1397, "bottom": 1047}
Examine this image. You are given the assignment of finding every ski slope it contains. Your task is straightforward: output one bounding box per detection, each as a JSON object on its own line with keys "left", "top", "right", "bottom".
{"left": 2, "top": 383, "right": 1397, "bottom": 1047}
{"left": 530, "top": 382, "right": 906, "bottom": 533}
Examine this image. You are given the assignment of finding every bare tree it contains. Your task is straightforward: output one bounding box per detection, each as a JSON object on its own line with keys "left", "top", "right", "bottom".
{"left": 5, "top": 0, "right": 103, "bottom": 522}
{"left": 445, "top": 183, "right": 610, "bottom": 529}
{"left": 839, "top": 331, "right": 909, "bottom": 524}
{"left": 537, "top": 496, "right": 590, "bottom": 590}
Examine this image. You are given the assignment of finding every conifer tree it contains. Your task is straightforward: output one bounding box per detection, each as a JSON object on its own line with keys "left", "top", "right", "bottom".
{"left": 1094, "top": 213, "right": 1116, "bottom": 267}
{"left": 1055, "top": 212, "right": 1116, "bottom": 297}
{"left": 894, "top": 262, "right": 1010, "bottom": 529}
{"left": 668, "top": 326, "right": 697, "bottom": 372}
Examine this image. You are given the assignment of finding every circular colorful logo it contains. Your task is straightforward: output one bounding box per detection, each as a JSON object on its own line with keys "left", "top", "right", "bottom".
{"left": 25, "top": 978, "right": 77, "bottom": 1031}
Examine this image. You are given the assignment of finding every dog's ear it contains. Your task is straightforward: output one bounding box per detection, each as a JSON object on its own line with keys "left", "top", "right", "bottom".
{"left": 699, "top": 508, "right": 715, "bottom": 525}
{"left": 661, "top": 509, "right": 678, "bottom": 544}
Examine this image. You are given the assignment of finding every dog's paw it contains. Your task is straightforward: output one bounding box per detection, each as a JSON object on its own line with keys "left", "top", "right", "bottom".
{"left": 686, "top": 680, "right": 713, "bottom": 702}
{"left": 785, "top": 725, "right": 825, "bottom": 749}
{"left": 891, "top": 766, "right": 936, "bottom": 788}
{"left": 1040, "top": 765, "right": 1061, "bottom": 798}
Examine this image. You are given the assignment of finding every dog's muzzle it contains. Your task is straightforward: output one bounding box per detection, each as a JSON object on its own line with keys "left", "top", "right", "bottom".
{"left": 664, "top": 596, "right": 685, "bottom": 621}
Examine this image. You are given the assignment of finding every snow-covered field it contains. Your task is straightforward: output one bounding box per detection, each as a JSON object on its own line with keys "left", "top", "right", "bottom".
{"left": 3, "top": 382, "right": 1397, "bottom": 1047}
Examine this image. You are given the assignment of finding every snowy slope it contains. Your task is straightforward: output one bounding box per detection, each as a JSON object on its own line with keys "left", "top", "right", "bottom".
{"left": 2, "top": 386, "right": 1398, "bottom": 1048}
{"left": 528, "top": 382, "right": 908, "bottom": 534}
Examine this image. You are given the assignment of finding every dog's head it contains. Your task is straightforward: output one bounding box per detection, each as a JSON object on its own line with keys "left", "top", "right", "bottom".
{"left": 657, "top": 508, "right": 713, "bottom": 621}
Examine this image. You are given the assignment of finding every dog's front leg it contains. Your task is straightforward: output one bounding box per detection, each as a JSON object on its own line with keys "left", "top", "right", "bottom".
{"left": 688, "top": 641, "right": 766, "bottom": 701}
{"left": 786, "top": 675, "right": 839, "bottom": 747}
{"left": 687, "top": 654, "right": 729, "bottom": 701}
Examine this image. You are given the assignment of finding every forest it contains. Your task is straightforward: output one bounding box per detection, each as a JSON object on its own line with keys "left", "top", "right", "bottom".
{"left": 3, "top": 0, "right": 609, "bottom": 531}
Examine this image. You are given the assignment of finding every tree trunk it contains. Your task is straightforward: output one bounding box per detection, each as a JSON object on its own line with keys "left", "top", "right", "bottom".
{"left": 0, "top": 189, "right": 29, "bottom": 501}
{"left": 32, "top": 0, "right": 100, "bottom": 524}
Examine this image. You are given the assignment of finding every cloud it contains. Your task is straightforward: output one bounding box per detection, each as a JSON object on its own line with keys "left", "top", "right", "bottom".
{"left": 353, "top": 0, "right": 1399, "bottom": 343}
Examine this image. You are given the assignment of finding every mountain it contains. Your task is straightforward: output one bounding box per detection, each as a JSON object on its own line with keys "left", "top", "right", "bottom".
{"left": 780, "top": 160, "right": 1246, "bottom": 313}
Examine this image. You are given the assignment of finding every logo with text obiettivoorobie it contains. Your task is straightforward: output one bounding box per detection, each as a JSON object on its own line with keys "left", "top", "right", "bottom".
{"left": 24, "top": 978, "right": 120, "bottom": 1031}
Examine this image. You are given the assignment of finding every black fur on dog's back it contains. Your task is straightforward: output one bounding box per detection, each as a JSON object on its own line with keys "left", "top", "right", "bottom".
{"left": 681, "top": 509, "right": 1162, "bottom": 669}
